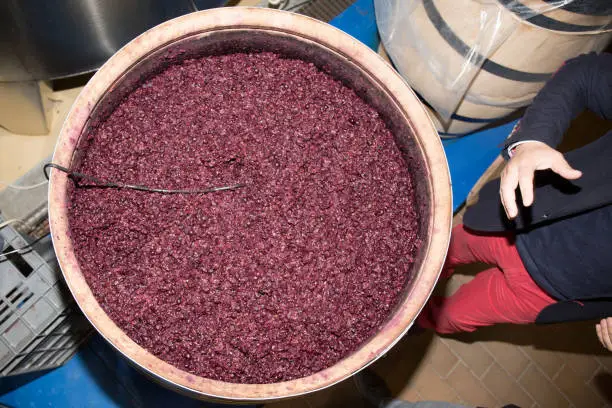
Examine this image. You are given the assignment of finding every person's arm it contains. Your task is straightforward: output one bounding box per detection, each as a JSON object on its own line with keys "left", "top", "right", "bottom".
{"left": 504, "top": 52, "right": 612, "bottom": 152}
{"left": 596, "top": 317, "right": 612, "bottom": 352}
{"left": 499, "top": 52, "right": 612, "bottom": 219}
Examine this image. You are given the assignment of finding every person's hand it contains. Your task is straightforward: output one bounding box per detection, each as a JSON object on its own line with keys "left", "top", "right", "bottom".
{"left": 500, "top": 141, "right": 582, "bottom": 219}
{"left": 596, "top": 317, "right": 612, "bottom": 352}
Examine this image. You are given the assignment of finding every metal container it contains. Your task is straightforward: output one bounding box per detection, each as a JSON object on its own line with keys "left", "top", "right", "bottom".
{"left": 0, "top": 0, "right": 228, "bottom": 81}
{"left": 47, "top": 8, "right": 452, "bottom": 403}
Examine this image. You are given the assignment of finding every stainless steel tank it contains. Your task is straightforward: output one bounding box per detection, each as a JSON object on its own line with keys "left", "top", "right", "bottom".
{"left": 0, "top": 0, "right": 228, "bottom": 81}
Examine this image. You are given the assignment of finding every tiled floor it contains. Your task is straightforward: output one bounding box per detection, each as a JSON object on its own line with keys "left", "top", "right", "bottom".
{"left": 265, "top": 269, "right": 612, "bottom": 408}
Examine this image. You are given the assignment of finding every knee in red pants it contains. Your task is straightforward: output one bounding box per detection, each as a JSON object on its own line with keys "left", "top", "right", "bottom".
{"left": 418, "top": 295, "right": 478, "bottom": 334}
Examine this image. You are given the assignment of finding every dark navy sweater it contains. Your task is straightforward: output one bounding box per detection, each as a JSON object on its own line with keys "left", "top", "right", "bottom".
{"left": 510, "top": 53, "right": 612, "bottom": 301}
{"left": 517, "top": 205, "right": 612, "bottom": 300}
{"left": 465, "top": 53, "right": 612, "bottom": 301}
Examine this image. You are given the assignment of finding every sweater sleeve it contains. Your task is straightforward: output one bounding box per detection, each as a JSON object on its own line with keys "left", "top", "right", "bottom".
{"left": 502, "top": 52, "right": 612, "bottom": 156}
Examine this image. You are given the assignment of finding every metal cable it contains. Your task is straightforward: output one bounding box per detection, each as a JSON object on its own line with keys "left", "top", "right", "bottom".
{"left": 43, "top": 163, "right": 245, "bottom": 195}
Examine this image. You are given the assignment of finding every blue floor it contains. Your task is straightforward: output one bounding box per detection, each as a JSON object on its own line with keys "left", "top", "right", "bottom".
{"left": 0, "top": 335, "right": 249, "bottom": 408}
{"left": 443, "top": 122, "right": 515, "bottom": 212}
{"left": 0, "top": 1, "right": 516, "bottom": 406}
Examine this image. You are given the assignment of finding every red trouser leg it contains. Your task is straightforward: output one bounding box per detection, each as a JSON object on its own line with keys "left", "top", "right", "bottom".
{"left": 417, "top": 224, "right": 557, "bottom": 334}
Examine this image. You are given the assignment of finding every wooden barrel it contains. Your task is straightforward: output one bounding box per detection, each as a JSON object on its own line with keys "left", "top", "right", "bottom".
{"left": 47, "top": 7, "right": 452, "bottom": 403}
{"left": 497, "top": 0, "right": 612, "bottom": 33}
{"left": 377, "top": 0, "right": 612, "bottom": 136}
{"left": 422, "top": 101, "right": 517, "bottom": 138}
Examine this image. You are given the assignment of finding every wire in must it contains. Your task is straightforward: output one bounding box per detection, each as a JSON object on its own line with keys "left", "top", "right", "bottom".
{"left": 43, "top": 163, "right": 245, "bottom": 195}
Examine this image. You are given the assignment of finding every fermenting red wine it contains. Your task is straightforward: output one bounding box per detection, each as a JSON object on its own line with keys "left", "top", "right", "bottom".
{"left": 68, "top": 53, "right": 421, "bottom": 384}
